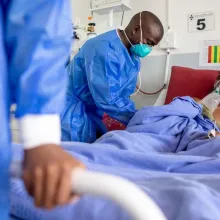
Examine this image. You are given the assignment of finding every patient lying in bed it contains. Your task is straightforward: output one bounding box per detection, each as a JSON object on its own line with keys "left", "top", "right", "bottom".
{"left": 11, "top": 95, "right": 220, "bottom": 220}
{"left": 195, "top": 99, "right": 220, "bottom": 134}
{"left": 192, "top": 73, "right": 220, "bottom": 135}
{"left": 10, "top": 74, "right": 220, "bottom": 220}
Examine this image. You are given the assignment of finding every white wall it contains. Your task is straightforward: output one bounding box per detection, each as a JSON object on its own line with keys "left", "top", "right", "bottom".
{"left": 170, "top": 0, "right": 220, "bottom": 54}
{"left": 93, "top": 0, "right": 167, "bottom": 56}
{"left": 70, "top": 0, "right": 90, "bottom": 24}
{"left": 71, "top": 0, "right": 220, "bottom": 108}
{"left": 91, "top": 0, "right": 220, "bottom": 55}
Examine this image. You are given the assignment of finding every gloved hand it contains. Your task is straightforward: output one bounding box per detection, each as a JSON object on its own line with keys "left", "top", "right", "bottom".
{"left": 23, "top": 144, "right": 85, "bottom": 209}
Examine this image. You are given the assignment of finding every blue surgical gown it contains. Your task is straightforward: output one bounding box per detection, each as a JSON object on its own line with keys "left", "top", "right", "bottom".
{"left": 0, "top": 1, "right": 71, "bottom": 218}
{"left": 61, "top": 30, "right": 141, "bottom": 143}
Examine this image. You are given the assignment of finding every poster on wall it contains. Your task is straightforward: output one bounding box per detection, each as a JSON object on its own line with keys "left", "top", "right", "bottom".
{"left": 188, "top": 11, "right": 215, "bottom": 33}
{"left": 199, "top": 40, "right": 220, "bottom": 67}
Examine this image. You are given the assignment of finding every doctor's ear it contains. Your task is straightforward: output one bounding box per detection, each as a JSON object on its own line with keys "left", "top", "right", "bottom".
{"left": 132, "top": 25, "right": 140, "bottom": 35}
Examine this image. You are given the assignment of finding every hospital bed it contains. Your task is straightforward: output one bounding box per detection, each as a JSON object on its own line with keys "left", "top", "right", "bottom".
{"left": 154, "top": 66, "right": 220, "bottom": 106}
{"left": 10, "top": 66, "right": 220, "bottom": 220}
{"left": 10, "top": 162, "right": 166, "bottom": 220}
{"left": 10, "top": 66, "right": 219, "bottom": 142}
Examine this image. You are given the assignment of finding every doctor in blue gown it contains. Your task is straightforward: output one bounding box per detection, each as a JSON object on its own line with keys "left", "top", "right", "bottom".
{"left": 0, "top": 1, "right": 83, "bottom": 218}
{"left": 61, "top": 11, "right": 164, "bottom": 142}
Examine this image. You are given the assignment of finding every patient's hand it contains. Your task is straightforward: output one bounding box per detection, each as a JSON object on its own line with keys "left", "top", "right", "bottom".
{"left": 23, "top": 145, "right": 85, "bottom": 209}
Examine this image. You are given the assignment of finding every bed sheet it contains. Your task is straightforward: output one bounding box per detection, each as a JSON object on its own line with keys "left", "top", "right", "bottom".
{"left": 10, "top": 97, "right": 220, "bottom": 220}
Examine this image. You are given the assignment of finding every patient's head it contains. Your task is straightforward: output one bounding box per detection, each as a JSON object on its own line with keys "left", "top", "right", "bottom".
{"left": 192, "top": 74, "right": 220, "bottom": 125}
{"left": 213, "top": 108, "right": 220, "bottom": 122}
{"left": 192, "top": 97, "right": 202, "bottom": 104}
{"left": 192, "top": 97, "right": 220, "bottom": 125}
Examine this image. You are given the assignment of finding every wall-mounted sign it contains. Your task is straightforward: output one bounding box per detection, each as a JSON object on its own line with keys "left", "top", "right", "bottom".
{"left": 199, "top": 40, "right": 220, "bottom": 67}
{"left": 188, "top": 11, "right": 215, "bottom": 33}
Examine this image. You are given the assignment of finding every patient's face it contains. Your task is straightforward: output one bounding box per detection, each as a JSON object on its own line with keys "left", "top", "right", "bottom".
{"left": 192, "top": 97, "right": 220, "bottom": 124}
{"left": 192, "top": 97, "right": 202, "bottom": 104}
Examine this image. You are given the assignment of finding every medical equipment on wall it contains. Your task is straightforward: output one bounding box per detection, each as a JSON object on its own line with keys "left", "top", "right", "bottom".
{"left": 90, "top": 0, "right": 131, "bottom": 28}
{"left": 91, "top": 0, "right": 131, "bottom": 13}
{"left": 159, "top": 0, "right": 177, "bottom": 92}
{"left": 73, "top": 17, "right": 97, "bottom": 37}
{"left": 87, "top": 17, "right": 97, "bottom": 39}
{"left": 71, "top": 17, "right": 97, "bottom": 57}
{"left": 11, "top": 162, "right": 167, "bottom": 220}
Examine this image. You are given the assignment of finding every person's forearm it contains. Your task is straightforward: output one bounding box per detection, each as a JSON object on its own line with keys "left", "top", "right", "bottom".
{"left": 6, "top": 0, "right": 72, "bottom": 150}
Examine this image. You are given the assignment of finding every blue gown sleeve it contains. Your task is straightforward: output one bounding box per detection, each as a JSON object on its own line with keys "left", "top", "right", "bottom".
{"left": 86, "top": 45, "right": 136, "bottom": 124}
{"left": 5, "top": 0, "right": 72, "bottom": 118}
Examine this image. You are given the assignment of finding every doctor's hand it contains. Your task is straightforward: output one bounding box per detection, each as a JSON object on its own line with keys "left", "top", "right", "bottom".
{"left": 23, "top": 144, "right": 85, "bottom": 209}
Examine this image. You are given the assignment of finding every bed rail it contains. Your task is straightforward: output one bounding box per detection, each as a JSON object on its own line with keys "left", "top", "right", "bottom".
{"left": 10, "top": 162, "right": 166, "bottom": 220}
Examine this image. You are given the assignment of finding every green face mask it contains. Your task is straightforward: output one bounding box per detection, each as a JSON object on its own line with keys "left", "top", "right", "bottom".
{"left": 130, "top": 43, "right": 152, "bottom": 58}
{"left": 124, "top": 12, "right": 152, "bottom": 58}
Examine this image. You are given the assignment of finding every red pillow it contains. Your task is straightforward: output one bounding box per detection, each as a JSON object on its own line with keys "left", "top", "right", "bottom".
{"left": 165, "top": 66, "right": 220, "bottom": 104}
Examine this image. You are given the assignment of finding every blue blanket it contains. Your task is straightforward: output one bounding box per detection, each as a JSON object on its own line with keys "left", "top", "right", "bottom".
{"left": 10, "top": 97, "right": 220, "bottom": 220}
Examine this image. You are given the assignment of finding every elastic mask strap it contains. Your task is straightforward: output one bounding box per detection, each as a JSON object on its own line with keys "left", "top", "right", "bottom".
{"left": 140, "top": 12, "right": 143, "bottom": 44}
{"left": 123, "top": 30, "right": 133, "bottom": 46}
